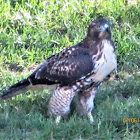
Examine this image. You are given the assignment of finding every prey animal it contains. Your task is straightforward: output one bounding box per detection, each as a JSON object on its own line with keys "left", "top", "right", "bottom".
{"left": 0, "top": 18, "right": 117, "bottom": 123}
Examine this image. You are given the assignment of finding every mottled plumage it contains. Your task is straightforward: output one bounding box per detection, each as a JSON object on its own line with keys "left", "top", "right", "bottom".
{"left": 0, "top": 18, "right": 117, "bottom": 123}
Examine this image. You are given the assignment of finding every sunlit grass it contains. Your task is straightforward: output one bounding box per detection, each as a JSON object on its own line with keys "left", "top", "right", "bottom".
{"left": 0, "top": 0, "right": 140, "bottom": 139}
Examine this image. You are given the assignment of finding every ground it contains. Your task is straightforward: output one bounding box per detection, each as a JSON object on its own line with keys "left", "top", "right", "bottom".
{"left": 0, "top": 0, "right": 140, "bottom": 139}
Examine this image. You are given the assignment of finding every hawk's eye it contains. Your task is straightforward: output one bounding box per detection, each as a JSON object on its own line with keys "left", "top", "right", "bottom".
{"left": 96, "top": 25, "right": 101, "bottom": 29}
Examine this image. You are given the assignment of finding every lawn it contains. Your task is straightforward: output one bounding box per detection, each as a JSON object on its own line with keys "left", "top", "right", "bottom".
{"left": 0, "top": 0, "right": 140, "bottom": 139}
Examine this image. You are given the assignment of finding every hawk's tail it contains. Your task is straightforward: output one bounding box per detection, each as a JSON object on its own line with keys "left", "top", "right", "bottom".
{"left": 0, "top": 79, "right": 30, "bottom": 101}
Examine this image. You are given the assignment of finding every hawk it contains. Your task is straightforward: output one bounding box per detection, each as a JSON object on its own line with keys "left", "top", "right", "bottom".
{"left": 0, "top": 19, "right": 117, "bottom": 123}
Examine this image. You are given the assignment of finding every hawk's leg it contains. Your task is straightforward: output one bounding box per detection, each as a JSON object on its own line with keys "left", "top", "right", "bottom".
{"left": 76, "top": 85, "right": 100, "bottom": 123}
{"left": 48, "top": 86, "right": 75, "bottom": 123}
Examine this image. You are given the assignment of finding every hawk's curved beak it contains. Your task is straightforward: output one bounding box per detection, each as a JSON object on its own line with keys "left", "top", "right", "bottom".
{"left": 104, "top": 24, "right": 110, "bottom": 32}
{"left": 99, "top": 24, "right": 111, "bottom": 38}
{"left": 100, "top": 24, "right": 110, "bottom": 32}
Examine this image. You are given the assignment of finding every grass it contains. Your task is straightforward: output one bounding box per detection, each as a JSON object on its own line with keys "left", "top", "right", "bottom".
{"left": 0, "top": 0, "right": 140, "bottom": 139}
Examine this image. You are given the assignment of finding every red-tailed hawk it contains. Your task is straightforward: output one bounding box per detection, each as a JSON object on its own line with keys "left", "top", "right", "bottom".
{"left": 0, "top": 19, "right": 117, "bottom": 123}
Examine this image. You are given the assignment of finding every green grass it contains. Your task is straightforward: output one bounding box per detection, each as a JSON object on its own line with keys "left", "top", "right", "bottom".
{"left": 0, "top": 0, "right": 140, "bottom": 139}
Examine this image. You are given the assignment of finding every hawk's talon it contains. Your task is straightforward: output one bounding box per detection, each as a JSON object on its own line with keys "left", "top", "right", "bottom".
{"left": 87, "top": 112, "right": 94, "bottom": 123}
{"left": 55, "top": 116, "right": 61, "bottom": 124}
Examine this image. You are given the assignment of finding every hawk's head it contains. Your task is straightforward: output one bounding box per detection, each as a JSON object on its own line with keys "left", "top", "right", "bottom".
{"left": 88, "top": 18, "right": 111, "bottom": 40}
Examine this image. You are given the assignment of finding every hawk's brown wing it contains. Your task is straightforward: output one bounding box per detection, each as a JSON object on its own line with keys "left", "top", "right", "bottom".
{"left": 30, "top": 46, "right": 94, "bottom": 86}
